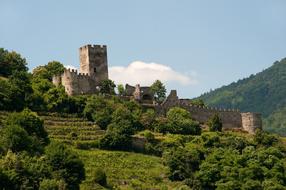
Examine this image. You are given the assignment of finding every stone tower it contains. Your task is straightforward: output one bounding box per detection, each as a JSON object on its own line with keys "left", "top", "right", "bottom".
{"left": 79, "top": 44, "right": 108, "bottom": 83}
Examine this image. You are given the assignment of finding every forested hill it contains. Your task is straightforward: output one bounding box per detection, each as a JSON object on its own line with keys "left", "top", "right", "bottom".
{"left": 197, "top": 58, "right": 286, "bottom": 116}
{"left": 196, "top": 58, "right": 286, "bottom": 135}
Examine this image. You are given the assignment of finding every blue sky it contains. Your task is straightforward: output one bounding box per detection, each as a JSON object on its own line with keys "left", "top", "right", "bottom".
{"left": 1, "top": 0, "right": 286, "bottom": 98}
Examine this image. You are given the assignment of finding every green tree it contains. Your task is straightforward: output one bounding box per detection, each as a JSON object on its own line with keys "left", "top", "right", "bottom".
{"left": 6, "top": 108, "right": 49, "bottom": 147}
{"left": 0, "top": 48, "right": 28, "bottom": 77}
{"left": 190, "top": 99, "right": 205, "bottom": 107}
{"left": 166, "top": 107, "right": 201, "bottom": 135}
{"left": 45, "top": 142, "right": 85, "bottom": 190}
{"left": 163, "top": 146, "right": 203, "bottom": 181}
{"left": 207, "top": 114, "right": 223, "bottom": 132}
{"left": 83, "top": 95, "right": 113, "bottom": 129}
{"left": 0, "top": 124, "right": 33, "bottom": 153}
{"left": 99, "top": 79, "right": 116, "bottom": 95}
{"left": 151, "top": 80, "right": 166, "bottom": 103}
{"left": 117, "top": 84, "right": 125, "bottom": 96}
{"left": 8, "top": 71, "right": 33, "bottom": 111}
{"left": 33, "top": 61, "right": 64, "bottom": 81}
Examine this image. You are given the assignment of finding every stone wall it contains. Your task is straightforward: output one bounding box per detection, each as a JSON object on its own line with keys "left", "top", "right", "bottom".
{"left": 52, "top": 44, "right": 108, "bottom": 96}
{"left": 157, "top": 90, "right": 262, "bottom": 133}
{"left": 59, "top": 69, "right": 98, "bottom": 96}
{"left": 241, "top": 112, "right": 262, "bottom": 134}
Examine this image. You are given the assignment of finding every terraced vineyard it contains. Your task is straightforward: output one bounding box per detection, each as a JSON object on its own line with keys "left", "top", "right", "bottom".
{"left": 40, "top": 113, "right": 105, "bottom": 149}
{"left": 0, "top": 111, "right": 105, "bottom": 147}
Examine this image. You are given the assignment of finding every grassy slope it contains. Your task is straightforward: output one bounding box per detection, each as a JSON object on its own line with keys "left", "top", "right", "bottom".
{"left": 78, "top": 149, "right": 182, "bottom": 190}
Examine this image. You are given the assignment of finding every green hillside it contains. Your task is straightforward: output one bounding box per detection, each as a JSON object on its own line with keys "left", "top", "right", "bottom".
{"left": 196, "top": 58, "right": 286, "bottom": 135}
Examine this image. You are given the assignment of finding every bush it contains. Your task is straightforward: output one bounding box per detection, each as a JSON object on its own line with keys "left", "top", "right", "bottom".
{"left": 83, "top": 95, "right": 113, "bottom": 129}
{"left": 207, "top": 114, "right": 222, "bottom": 132}
{"left": 163, "top": 146, "right": 203, "bottom": 181}
{"left": 99, "top": 120, "right": 133, "bottom": 150}
{"left": 0, "top": 124, "right": 33, "bottom": 153}
{"left": 91, "top": 168, "right": 107, "bottom": 186}
{"left": 254, "top": 129, "right": 278, "bottom": 147}
{"left": 5, "top": 108, "right": 49, "bottom": 146}
{"left": 45, "top": 142, "right": 85, "bottom": 190}
{"left": 39, "top": 179, "right": 66, "bottom": 190}
{"left": 156, "top": 107, "right": 202, "bottom": 135}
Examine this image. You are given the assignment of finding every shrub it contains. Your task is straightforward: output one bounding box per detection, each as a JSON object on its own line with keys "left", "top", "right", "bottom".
{"left": 45, "top": 142, "right": 85, "bottom": 190}
{"left": 207, "top": 114, "right": 222, "bottom": 132}
{"left": 5, "top": 108, "right": 49, "bottom": 146}
{"left": 39, "top": 179, "right": 66, "bottom": 190}
{"left": 0, "top": 124, "right": 34, "bottom": 154}
{"left": 163, "top": 146, "right": 203, "bottom": 181}
{"left": 91, "top": 168, "right": 107, "bottom": 186}
{"left": 254, "top": 129, "right": 278, "bottom": 147}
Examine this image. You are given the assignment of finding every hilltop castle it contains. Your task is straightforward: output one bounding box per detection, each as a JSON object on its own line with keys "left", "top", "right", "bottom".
{"left": 52, "top": 44, "right": 108, "bottom": 96}
{"left": 52, "top": 44, "right": 262, "bottom": 134}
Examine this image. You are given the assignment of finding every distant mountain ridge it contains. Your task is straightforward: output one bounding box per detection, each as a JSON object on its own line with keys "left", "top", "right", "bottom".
{"left": 196, "top": 58, "right": 286, "bottom": 135}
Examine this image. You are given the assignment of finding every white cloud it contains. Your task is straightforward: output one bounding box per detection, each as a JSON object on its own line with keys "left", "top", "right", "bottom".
{"left": 109, "top": 61, "right": 197, "bottom": 86}
{"left": 64, "top": 65, "right": 78, "bottom": 71}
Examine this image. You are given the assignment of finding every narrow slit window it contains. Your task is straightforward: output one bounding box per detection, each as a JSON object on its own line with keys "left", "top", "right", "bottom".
{"left": 94, "top": 68, "right": 97, "bottom": 73}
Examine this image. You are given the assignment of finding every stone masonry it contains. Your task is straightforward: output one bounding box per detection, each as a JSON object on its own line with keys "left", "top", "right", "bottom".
{"left": 52, "top": 44, "right": 108, "bottom": 96}
{"left": 157, "top": 90, "right": 262, "bottom": 134}
{"left": 52, "top": 44, "right": 262, "bottom": 134}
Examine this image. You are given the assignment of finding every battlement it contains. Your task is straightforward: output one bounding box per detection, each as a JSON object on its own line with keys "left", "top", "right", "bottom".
{"left": 157, "top": 90, "right": 262, "bottom": 133}
{"left": 79, "top": 44, "right": 107, "bottom": 51}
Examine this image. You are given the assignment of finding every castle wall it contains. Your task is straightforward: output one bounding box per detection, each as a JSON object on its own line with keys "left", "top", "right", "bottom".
{"left": 60, "top": 69, "right": 98, "bottom": 96}
{"left": 158, "top": 90, "right": 262, "bottom": 132}
{"left": 241, "top": 112, "right": 262, "bottom": 134}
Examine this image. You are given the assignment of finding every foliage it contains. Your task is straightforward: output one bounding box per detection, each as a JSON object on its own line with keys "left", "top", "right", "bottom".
{"left": 207, "top": 114, "right": 223, "bottom": 132}
{"left": 99, "top": 79, "right": 116, "bottom": 95}
{"left": 45, "top": 142, "right": 85, "bottom": 190}
{"left": 140, "top": 109, "right": 156, "bottom": 130}
{"left": 0, "top": 48, "right": 28, "bottom": 77}
{"left": 83, "top": 95, "right": 113, "bottom": 129}
{"left": 197, "top": 58, "right": 286, "bottom": 135}
{"left": 190, "top": 99, "right": 205, "bottom": 107}
{"left": 163, "top": 146, "right": 203, "bottom": 180}
{"left": 91, "top": 168, "right": 107, "bottom": 186}
{"left": 117, "top": 84, "right": 125, "bottom": 96}
{"left": 39, "top": 179, "right": 66, "bottom": 190}
{"left": 0, "top": 124, "right": 34, "bottom": 154}
{"left": 151, "top": 80, "right": 166, "bottom": 103}
{"left": 159, "top": 107, "right": 202, "bottom": 135}
{"left": 163, "top": 132, "right": 286, "bottom": 190}
{"left": 0, "top": 150, "right": 51, "bottom": 190}
{"left": 78, "top": 149, "right": 182, "bottom": 189}
{"left": 6, "top": 108, "right": 49, "bottom": 146}
{"left": 33, "top": 61, "right": 64, "bottom": 81}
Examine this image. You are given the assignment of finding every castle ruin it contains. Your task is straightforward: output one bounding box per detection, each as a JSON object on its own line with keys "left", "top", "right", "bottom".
{"left": 157, "top": 90, "right": 262, "bottom": 134}
{"left": 52, "top": 44, "right": 108, "bottom": 96}
{"left": 52, "top": 44, "right": 262, "bottom": 134}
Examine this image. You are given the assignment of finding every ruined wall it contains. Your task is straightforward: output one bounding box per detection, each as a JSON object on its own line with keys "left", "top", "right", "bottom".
{"left": 158, "top": 90, "right": 263, "bottom": 131}
{"left": 241, "top": 112, "right": 262, "bottom": 134}
{"left": 59, "top": 69, "right": 98, "bottom": 96}
{"left": 125, "top": 84, "right": 154, "bottom": 104}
